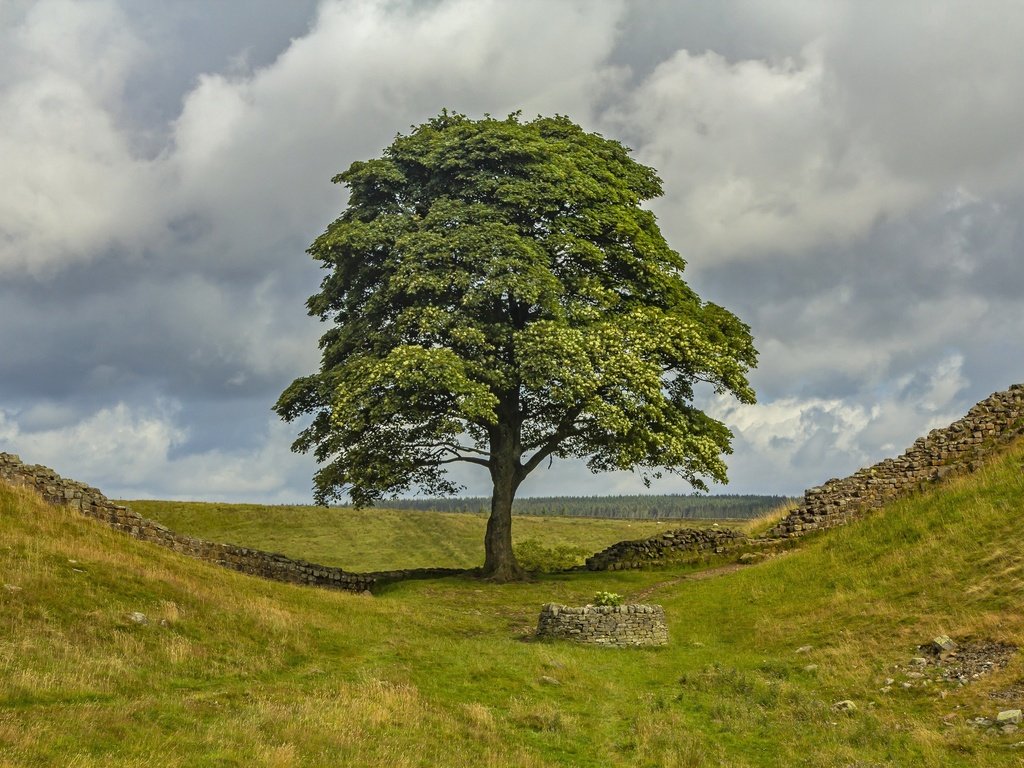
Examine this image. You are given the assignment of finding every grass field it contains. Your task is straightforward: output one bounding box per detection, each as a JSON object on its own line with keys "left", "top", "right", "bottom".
{"left": 2, "top": 441, "right": 1023, "bottom": 766}
{"left": 124, "top": 500, "right": 741, "bottom": 571}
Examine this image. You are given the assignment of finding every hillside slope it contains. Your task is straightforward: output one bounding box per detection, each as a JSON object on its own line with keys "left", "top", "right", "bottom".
{"left": 2, "top": 441, "right": 1024, "bottom": 766}
{"left": 125, "top": 499, "right": 726, "bottom": 572}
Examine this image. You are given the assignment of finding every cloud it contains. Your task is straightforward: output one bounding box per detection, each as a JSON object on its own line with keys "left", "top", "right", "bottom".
{"left": 702, "top": 354, "right": 971, "bottom": 494}
{"left": 166, "top": 0, "right": 629, "bottom": 272}
{"left": 0, "top": 399, "right": 315, "bottom": 502}
{"left": 600, "top": 44, "right": 923, "bottom": 262}
{"left": 0, "top": 0, "right": 170, "bottom": 277}
{"left": 1, "top": 0, "right": 1023, "bottom": 505}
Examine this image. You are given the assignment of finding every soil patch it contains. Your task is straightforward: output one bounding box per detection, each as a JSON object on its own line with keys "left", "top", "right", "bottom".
{"left": 930, "top": 640, "right": 1018, "bottom": 684}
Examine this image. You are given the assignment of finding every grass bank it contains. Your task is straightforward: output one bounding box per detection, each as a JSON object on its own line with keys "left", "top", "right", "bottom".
{"left": 1, "top": 440, "right": 1022, "bottom": 765}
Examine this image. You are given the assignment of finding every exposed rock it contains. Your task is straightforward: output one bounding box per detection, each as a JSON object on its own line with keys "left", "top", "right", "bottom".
{"left": 795, "top": 645, "right": 814, "bottom": 654}
{"left": 539, "top": 676, "right": 561, "bottom": 686}
{"left": 128, "top": 612, "right": 148, "bottom": 625}
{"left": 931, "top": 636, "right": 957, "bottom": 656}
{"left": 997, "top": 710, "right": 1023, "bottom": 725}
{"left": 832, "top": 700, "right": 857, "bottom": 712}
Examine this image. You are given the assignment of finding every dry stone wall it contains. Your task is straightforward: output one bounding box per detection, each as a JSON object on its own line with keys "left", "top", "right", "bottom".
{"left": 583, "top": 383, "right": 1024, "bottom": 569}
{"left": 585, "top": 527, "right": 747, "bottom": 571}
{"left": 536, "top": 603, "right": 668, "bottom": 646}
{"left": 0, "top": 452, "right": 464, "bottom": 593}
{"left": 766, "top": 384, "right": 1024, "bottom": 539}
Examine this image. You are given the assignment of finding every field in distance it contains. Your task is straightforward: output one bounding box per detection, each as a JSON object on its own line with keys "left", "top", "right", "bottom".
{"left": 379, "top": 493, "right": 792, "bottom": 520}
{"left": 124, "top": 500, "right": 762, "bottom": 572}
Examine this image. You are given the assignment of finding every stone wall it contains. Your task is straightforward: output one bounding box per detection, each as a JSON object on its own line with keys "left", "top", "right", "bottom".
{"left": 585, "top": 526, "right": 747, "bottom": 571}
{"left": 582, "top": 383, "right": 1024, "bottom": 569}
{"left": 0, "top": 452, "right": 464, "bottom": 593}
{"left": 536, "top": 603, "right": 668, "bottom": 646}
{"left": 766, "top": 384, "right": 1024, "bottom": 539}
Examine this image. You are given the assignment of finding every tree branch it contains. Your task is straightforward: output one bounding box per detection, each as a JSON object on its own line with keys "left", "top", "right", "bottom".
{"left": 434, "top": 455, "right": 490, "bottom": 467}
{"left": 520, "top": 416, "right": 582, "bottom": 477}
{"left": 407, "top": 441, "right": 491, "bottom": 457}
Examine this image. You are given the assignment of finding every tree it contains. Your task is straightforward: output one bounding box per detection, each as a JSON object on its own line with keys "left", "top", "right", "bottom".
{"left": 275, "top": 111, "right": 757, "bottom": 581}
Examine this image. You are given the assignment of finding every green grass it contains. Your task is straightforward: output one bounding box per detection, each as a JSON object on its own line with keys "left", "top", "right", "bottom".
{"left": 123, "top": 500, "right": 732, "bottom": 571}
{"left": 1, "top": 441, "right": 1023, "bottom": 765}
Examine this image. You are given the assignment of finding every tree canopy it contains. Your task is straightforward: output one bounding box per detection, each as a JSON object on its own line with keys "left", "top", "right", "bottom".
{"left": 275, "top": 111, "right": 757, "bottom": 580}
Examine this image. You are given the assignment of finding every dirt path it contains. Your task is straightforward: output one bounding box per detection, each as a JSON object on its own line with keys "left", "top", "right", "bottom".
{"left": 629, "top": 554, "right": 790, "bottom": 602}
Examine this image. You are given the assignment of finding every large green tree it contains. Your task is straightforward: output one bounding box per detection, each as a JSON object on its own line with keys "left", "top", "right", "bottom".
{"left": 275, "top": 112, "right": 756, "bottom": 581}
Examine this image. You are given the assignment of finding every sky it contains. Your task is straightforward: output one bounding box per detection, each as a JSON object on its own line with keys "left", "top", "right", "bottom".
{"left": 1, "top": 0, "right": 1022, "bottom": 503}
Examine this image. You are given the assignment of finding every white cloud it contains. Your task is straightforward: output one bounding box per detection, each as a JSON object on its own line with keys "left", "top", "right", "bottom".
{"left": 0, "top": 0, "right": 169, "bottom": 276}
{"left": 0, "top": 400, "right": 314, "bottom": 503}
{"left": 166, "top": 0, "right": 629, "bottom": 270}
{"left": 601, "top": 44, "right": 922, "bottom": 263}
{"left": 704, "top": 354, "right": 970, "bottom": 493}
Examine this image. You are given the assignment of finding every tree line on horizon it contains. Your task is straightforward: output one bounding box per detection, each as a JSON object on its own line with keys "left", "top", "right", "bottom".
{"left": 369, "top": 493, "right": 793, "bottom": 520}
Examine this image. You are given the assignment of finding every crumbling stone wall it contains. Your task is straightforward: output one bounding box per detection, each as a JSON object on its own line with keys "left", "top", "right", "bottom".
{"left": 766, "top": 384, "right": 1024, "bottom": 539}
{"left": 0, "top": 453, "right": 463, "bottom": 592}
{"left": 536, "top": 603, "right": 668, "bottom": 646}
{"left": 585, "top": 527, "right": 747, "bottom": 571}
{"left": 583, "top": 383, "right": 1024, "bottom": 569}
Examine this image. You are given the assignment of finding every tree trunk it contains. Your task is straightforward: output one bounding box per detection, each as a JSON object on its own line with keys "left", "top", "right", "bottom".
{"left": 482, "top": 443, "right": 525, "bottom": 581}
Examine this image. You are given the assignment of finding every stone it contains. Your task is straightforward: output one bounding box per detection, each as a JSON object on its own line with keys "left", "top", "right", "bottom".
{"left": 931, "top": 636, "right": 957, "bottom": 656}
{"left": 539, "top": 676, "right": 561, "bottom": 686}
{"left": 909, "top": 657, "right": 929, "bottom": 666}
{"left": 795, "top": 645, "right": 813, "bottom": 654}
{"left": 128, "top": 612, "right": 149, "bottom": 625}
{"left": 997, "top": 710, "right": 1023, "bottom": 725}
{"left": 832, "top": 700, "right": 857, "bottom": 712}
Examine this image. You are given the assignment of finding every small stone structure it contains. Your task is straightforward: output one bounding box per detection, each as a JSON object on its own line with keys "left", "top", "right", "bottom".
{"left": 766, "top": 384, "right": 1024, "bottom": 539}
{"left": 536, "top": 603, "right": 668, "bottom": 646}
{"left": 0, "top": 453, "right": 463, "bottom": 593}
{"left": 585, "top": 527, "right": 746, "bottom": 571}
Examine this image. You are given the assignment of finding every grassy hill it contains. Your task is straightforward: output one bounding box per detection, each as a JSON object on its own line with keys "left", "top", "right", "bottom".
{"left": 124, "top": 500, "right": 738, "bottom": 571}
{"left": 2, "top": 440, "right": 1023, "bottom": 766}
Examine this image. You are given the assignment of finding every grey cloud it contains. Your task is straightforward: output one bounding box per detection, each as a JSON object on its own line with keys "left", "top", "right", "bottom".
{"left": 2, "top": 0, "right": 1023, "bottom": 503}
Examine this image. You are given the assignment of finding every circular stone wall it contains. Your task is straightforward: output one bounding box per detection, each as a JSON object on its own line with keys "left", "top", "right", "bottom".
{"left": 535, "top": 603, "right": 668, "bottom": 647}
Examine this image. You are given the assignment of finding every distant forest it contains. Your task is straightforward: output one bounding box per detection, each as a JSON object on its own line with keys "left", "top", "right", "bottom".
{"left": 377, "top": 494, "right": 795, "bottom": 520}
